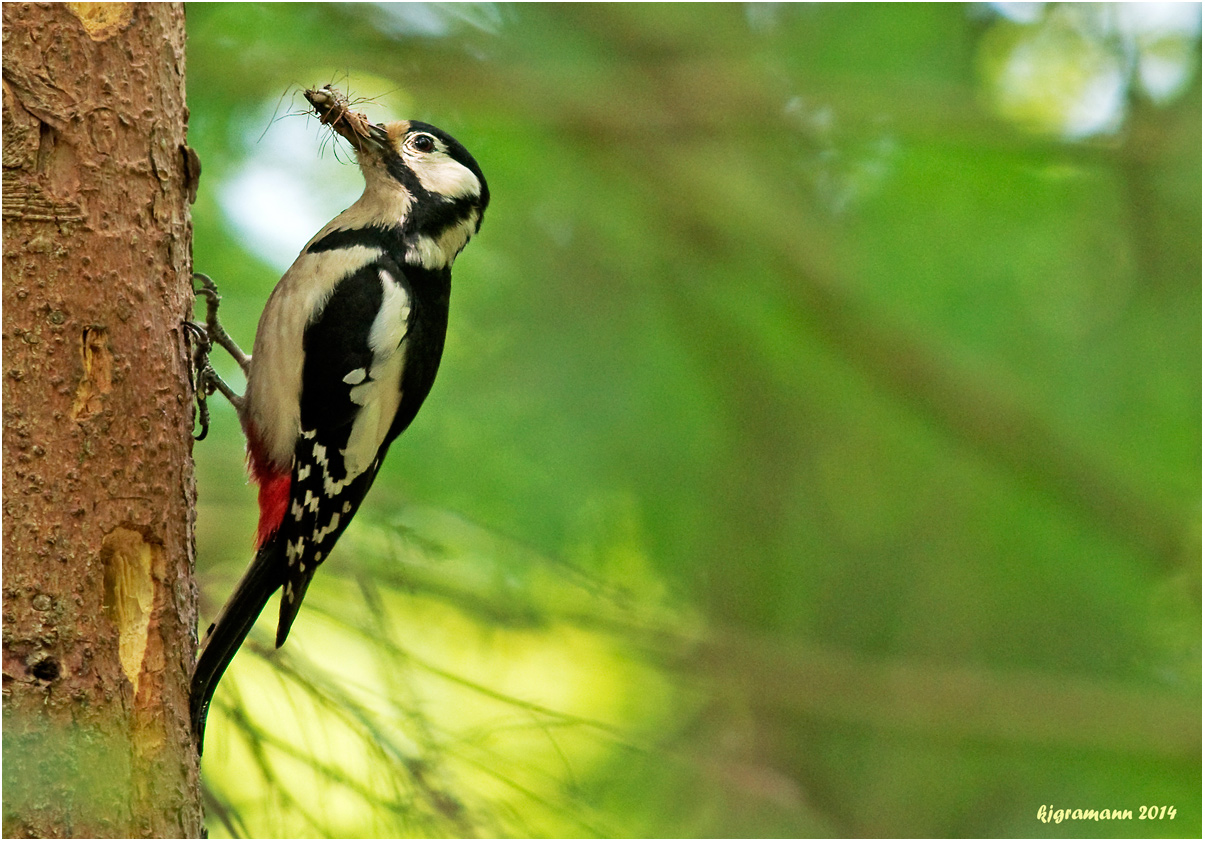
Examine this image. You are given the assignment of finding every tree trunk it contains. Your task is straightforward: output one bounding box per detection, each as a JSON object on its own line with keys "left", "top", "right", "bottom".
{"left": 2, "top": 3, "right": 203, "bottom": 837}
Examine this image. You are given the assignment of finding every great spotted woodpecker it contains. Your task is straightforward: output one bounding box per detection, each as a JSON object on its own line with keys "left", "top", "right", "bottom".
{"left": 188, "top": 87, "right": 489, "bottom": 749}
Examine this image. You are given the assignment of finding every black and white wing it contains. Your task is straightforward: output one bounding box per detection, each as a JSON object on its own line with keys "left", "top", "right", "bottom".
{"left": 275, "top": 255, "right": 414, "bottom": 643}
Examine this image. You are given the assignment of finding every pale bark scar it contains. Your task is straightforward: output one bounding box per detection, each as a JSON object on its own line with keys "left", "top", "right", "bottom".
{"left": 71, "top": 326, "right": 111, "bottom": 420}
{"left": 65, "top": 3, "right": 134, "bottom": 41}
{"left": 101, "top": 527, "right": 161, "bottom": 694}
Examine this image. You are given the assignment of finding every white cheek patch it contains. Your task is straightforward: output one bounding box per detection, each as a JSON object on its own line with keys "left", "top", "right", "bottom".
{"left": 413, "top": 154, "right": 481, "bottom": 200}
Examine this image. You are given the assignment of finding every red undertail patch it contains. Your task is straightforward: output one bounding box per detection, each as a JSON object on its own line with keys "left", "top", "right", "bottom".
{"left": 248, "top": 442, "right": 291, "bottom": 550}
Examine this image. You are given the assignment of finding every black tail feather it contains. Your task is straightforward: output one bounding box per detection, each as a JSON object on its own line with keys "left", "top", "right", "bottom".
{"left": 275, "top": 570, "right": 317, "bottom": 648}
{"left": 190, "top": 535, "right": 284, "bottom": 753}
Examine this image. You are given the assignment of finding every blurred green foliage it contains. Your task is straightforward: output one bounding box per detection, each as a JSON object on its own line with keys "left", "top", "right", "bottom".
{"left": 185, "top": 3, "right": 1200, "bottom": 837}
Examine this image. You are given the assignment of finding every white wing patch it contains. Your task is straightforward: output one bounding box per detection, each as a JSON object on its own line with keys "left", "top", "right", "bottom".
{"left": 246, "top": 245, "right": 382, "bottom": 468}
{"left": 342, "top": 268, "right": 411, "bottom": 477}
{"left": 369, "top": 269, "right": 411, "bottom": 355}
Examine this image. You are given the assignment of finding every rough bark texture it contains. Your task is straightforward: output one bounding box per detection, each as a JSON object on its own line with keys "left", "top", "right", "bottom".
{"left": 2, "top": 3, "right": 203, "bottom": 837}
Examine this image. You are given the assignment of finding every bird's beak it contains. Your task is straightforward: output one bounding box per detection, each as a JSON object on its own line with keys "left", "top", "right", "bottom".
{"left": 304, "top": 86, "right": 388, "bottom": 156}
{"left": 363, "top": 124, "right": 391, "bottom": 152}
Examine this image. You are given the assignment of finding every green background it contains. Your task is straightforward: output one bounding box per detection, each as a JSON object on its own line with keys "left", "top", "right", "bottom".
{"left": 186, "top": 3, "right": 1201, "bottom": 837}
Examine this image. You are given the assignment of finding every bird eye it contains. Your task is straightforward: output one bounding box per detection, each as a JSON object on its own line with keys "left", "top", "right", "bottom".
{"left": 411, "top": 134, "right": 435, "bottom": 153}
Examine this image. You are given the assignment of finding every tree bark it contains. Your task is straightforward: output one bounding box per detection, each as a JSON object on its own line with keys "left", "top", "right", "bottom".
{"left": 2, "top": 3, "right": 203, "bottom": 837}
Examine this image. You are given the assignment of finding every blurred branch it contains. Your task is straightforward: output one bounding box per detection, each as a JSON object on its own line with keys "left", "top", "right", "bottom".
{"left": 340, "top": 518, "right": 1200, "bottom": 760}
{"left": 201, "top": 781, "right": 249, "bottom": 839}
{"left": 678, "top": 633, "right": 1200, "bottom": 759}
{"left": 1117, "top": 94, "right": 1204, "bottom": 289}
{"left": 215, "top": 633, "right": 626, "bottom": 837}
{"left": 243, "top": 640, "right": 481, "bottom": 837}
{"left": 658, "top": 170, "right": 1194, "bottom": 572}
{"left": 201, "top": 511, "right": 1197, "bottom": 837}
{"left": 450, "top": 2, "right": 1197, "bottom": 573}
